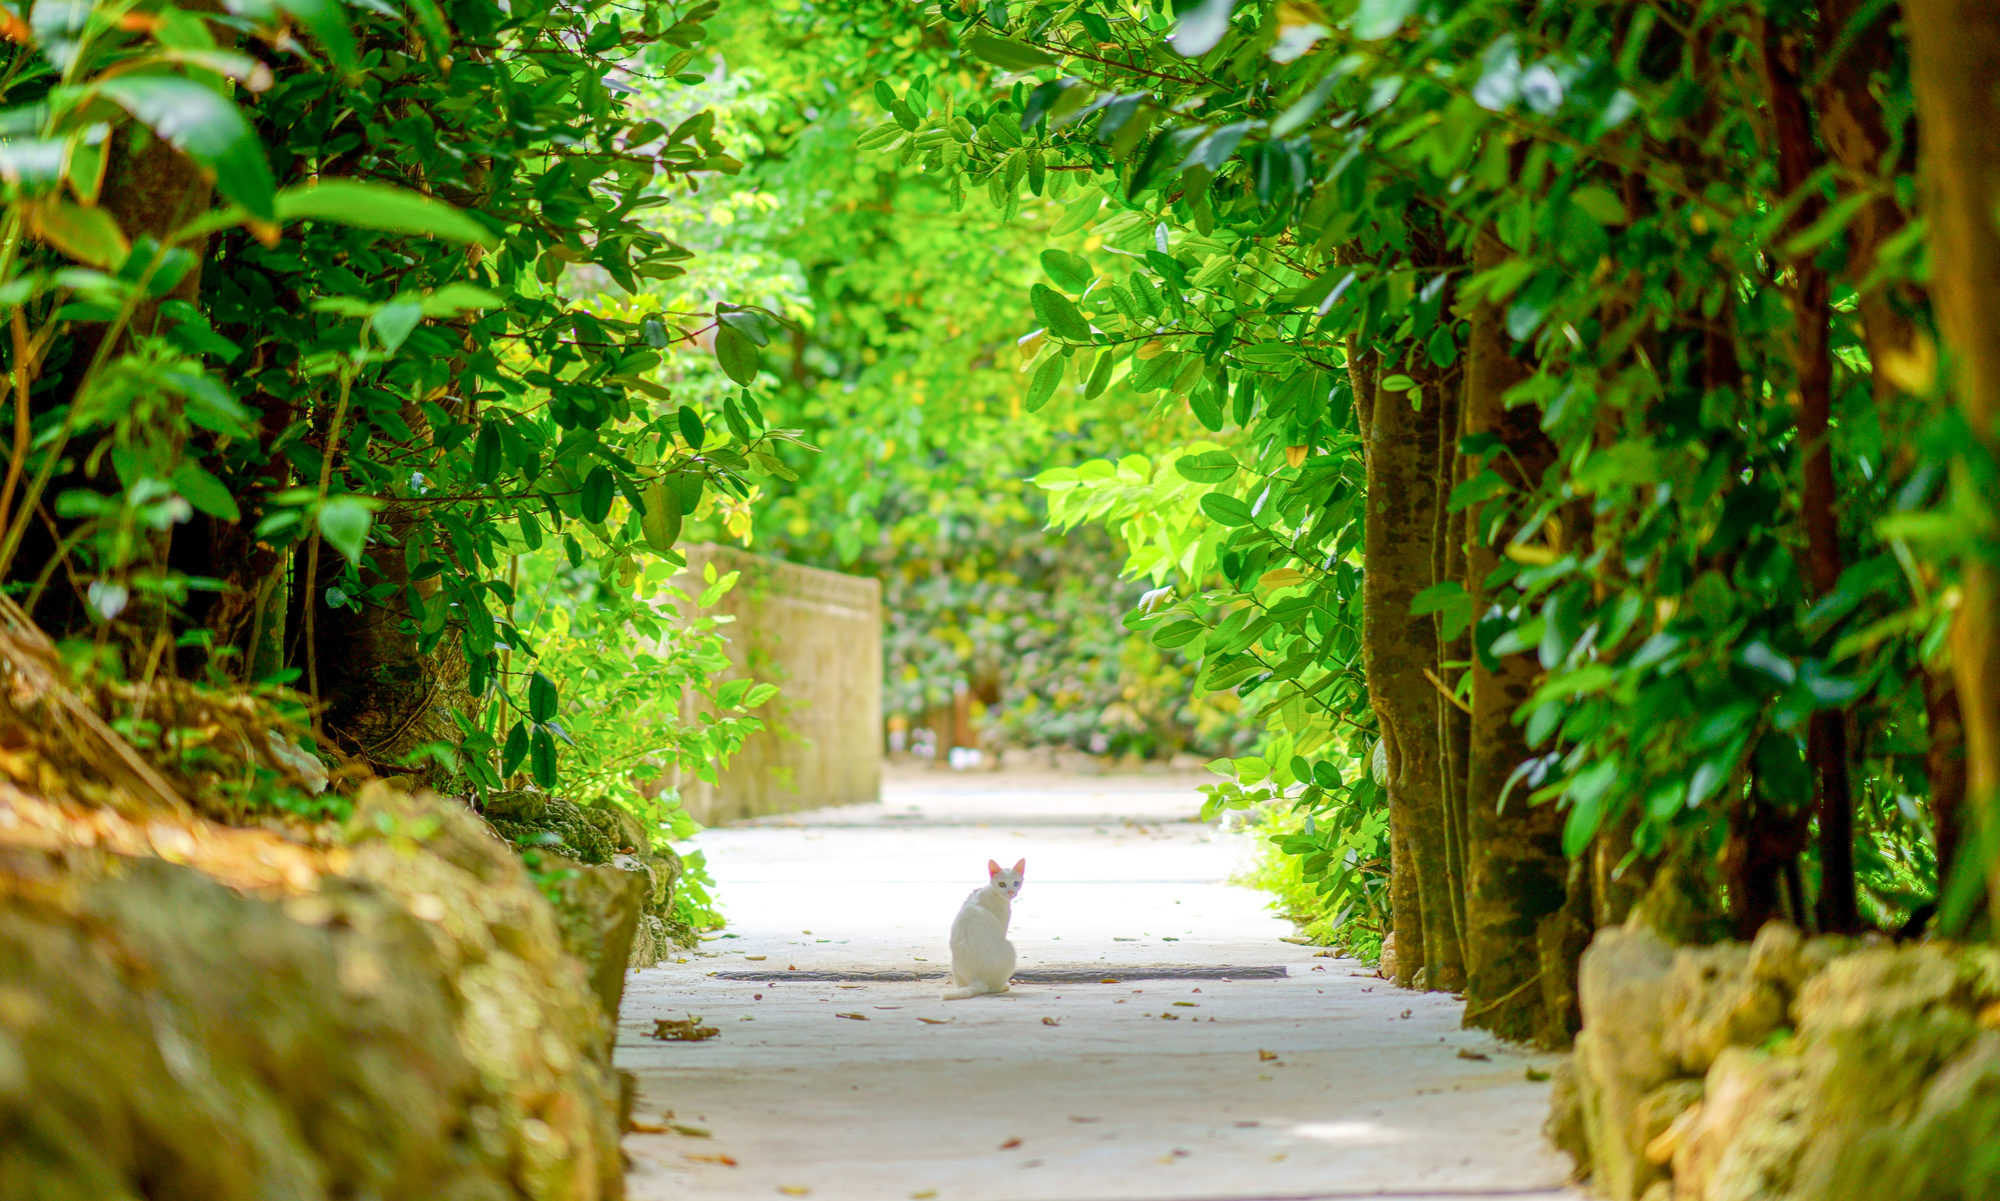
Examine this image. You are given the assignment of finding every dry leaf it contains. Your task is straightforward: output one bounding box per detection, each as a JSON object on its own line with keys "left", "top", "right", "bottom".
{"left": 999, "top": 1137, "right": 1023, "bottom": 1149}
{"left": 916, "top": 1016, "right": 950, "bottom": 1024}
{"left": 1526, "top": 1066, "right": 1552, "bottom": 1081}
{"left": 1257, "top": 1049, "right": 1278, "bottom": 1061}
{"left": 1041, "top": 1016, "right": 1061, "bottom": 1026}
{"left": 777, "top": 1188, "right": 810, "bottom": 1197}
{"left": 1456, "top": 1048, "right": 1491, "bottom": 1061}
{"left": 1172, "top": 1001, "right": 1198, "bottom": 1007}
{"left": 911, "top": 1192, "right": 939, "bottom": 1199}
{"left": 671, "top": 1123, "right": 712, "bottom": 1138}
{"left": 835, "top": 1012, "right": 869, "bottom": 1021}
{"left": 1099, "top": 977, "right": 1120, "bottom": 983}
{"left": 684, "top": 1153, "right": 737, "bottom": 1166}
{"left": 1159, "top": 1013, "right": 1179, "bottom": 1020}
{"left": 653, "top": 1016, "right": 720, "bottom": 1042}
{"left": 627, "top": 1120, "right": 669, "bottom": 1133}
{"left": 1069, "top": 1115, "right": 1100, "bottom": 1123}
{"left": 745, "top": 955, "right": 767, "bottom": 961}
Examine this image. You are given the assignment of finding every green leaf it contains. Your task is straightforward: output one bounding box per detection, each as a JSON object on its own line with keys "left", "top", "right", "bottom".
{"left": 581, "top": 466, "right": 615, "bottom": 523}
{"left": 1051, "top": 193, "right": 1103, "bottom": 236}
{"left": 1200, "top": 493, "right": 1254, "bottom": 526}
{"left": 1084, "top": 348, "right": 1117, "bottom": 398}
{"left": 641, "top": 477, "right": 684, "bottom": 554}
{"left": 1175, "top": 450, "right": 1237, "bottom": 483}
{"left": 963, "top": 31, "right": 1058, "bottom": 72}
{"left": 273, "top": 180, "right": 494, "bottom": 245}
{"left": 529, "top": 671, "right": 558, "bottom": 723}
{"left": 715, "top": 321, "right": 761, "bottom": 384}
{"left": 317, "top": 495, "right": 374, "bottom": 564}
{"left": 1352, "top": 0, "right": 1420, "bottom": 41}
{"left": 372, "top": 298, "right": 423, "bottom": 354}
{"left": 1172, "top": 0, "right": 1238, "bottom": 57}
{"left": 98, "top": 77, "right": 276, "bottom": 219}
{"left": 472, "top": 423, "right": 503, "bottom": 483}
{"left": 171, "top": 462, "right": 241, "bottom": 521}
{"left": 1040, "top": 249, "right": 1093, "bottom": 292}
{"left": 1189, "top": 386, "right": 1225, "bottom": 430}
{"left": 422, "top": 283, "right": 502, "bottom": 317}
{"left": 28, "top": 201, "right": 128, "bottom": 268}
{"left": 677, "top": 405, "right": 707, "bottom": 450}
{"left": 1025, "top": 353, "right": 1065, "bottom": 412}
{"left": 1030, "top": 284, "right": 1093, "bottom": 341}
{"left": 529, "top": 725, "right": 558, "bottom": 787}
{"left": 502, "top": 720, "right": 530, "bottom": 777}
{"left": 1570, "top": 184, "right": 1628, "bottom": 226}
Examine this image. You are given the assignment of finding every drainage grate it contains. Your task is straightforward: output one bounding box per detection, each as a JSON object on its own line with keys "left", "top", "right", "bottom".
{"left": 709, "top": 965, "right": 1290, "bottom": 983}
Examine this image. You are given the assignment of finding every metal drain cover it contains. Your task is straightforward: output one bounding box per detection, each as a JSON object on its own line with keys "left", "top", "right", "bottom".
{"left": 709, "top": 965, "right": 1290, "bottom": 983}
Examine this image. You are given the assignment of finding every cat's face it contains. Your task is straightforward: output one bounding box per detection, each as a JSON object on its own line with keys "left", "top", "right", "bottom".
{"left": 986, "top": 858, "right": 1026, "bottom": 898}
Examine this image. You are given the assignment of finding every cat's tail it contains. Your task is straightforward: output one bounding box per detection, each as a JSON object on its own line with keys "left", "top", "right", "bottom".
{"left": 942, "top": 981, "right": 1009, "bottom": 1000}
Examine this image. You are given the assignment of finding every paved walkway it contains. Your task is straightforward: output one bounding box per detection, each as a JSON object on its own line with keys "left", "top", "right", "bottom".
{"left": 620, "top": 769, "right": 1581, "bottom": 1201}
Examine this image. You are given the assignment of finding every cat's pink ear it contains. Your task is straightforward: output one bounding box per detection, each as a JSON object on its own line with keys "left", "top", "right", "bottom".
{"left": 1013, "top": 859, "right": 1026, "bottom": 874}
{"left": 988, "top": 859, "right": 1002, "bottom": 876}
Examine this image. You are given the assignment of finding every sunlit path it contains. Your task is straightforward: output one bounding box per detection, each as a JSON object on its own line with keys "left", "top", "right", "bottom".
{"left": 619, "top": 770, "right": 1578, "bottom": 1201}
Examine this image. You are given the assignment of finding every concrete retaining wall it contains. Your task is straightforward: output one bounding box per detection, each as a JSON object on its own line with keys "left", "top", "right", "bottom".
{"left": 673, "top": 544, "right": 882, "bottom": 825}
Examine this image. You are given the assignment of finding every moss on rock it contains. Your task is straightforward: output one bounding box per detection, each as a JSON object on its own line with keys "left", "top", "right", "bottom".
{"left": 0, "top": 783, "right": 628, "bottom": 1201}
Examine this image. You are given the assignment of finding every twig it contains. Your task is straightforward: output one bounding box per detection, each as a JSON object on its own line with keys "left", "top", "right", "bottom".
{"left": 1424, "top": 666, "right": 1471, "bottom": 716}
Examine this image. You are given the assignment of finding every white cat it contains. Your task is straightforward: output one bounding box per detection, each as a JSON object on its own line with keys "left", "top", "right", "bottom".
{"left": 944, "top": 858, "right": 1025, "bottom": 1000}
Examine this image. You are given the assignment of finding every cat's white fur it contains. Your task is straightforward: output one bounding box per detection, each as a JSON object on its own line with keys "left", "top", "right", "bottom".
{"left": 944, "top": 858, "right": 1024, "bottom": 1000}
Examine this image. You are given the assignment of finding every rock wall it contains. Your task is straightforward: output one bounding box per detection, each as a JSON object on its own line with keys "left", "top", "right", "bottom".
{"left": 1552, "top": 921, "right": 2000, "bottom": 1201}
{"left": 0, "top": 782, "right": 634, "bottom": 1201}
{"left": 672, "top": 544, "right": 882, "bottom": 825}
{"left": 481, "top": 786, "right": 688, "bottom": 969}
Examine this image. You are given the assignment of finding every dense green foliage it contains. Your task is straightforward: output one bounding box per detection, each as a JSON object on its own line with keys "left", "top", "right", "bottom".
{"left": 0, "top": 0, "right": 786, "bottom": 926}
{"left": 634, "top": 7, "right": 1260, "bottom": 758}
{"left": 846, "top": 0, "right": 1996, "bottom": 1033}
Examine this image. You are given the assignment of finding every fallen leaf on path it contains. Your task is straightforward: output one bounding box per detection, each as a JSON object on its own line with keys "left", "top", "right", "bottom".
{"left": 627, "top": 1120, "right": 669, "bottom": 1133}
{"left": 652, "top": 1016, "right": 719, "bottom": 1042}
{"left": 916, "top": 1016, "right": 951, "bottom": 1024}
{"left": 1191, "top": 988, "right": 1202, "bottom": 993}
{"left": 835, "top": 1012, "right": 869, "bottom": 1021}
{"left": 1172, "top": 1001, "right": 1198, "bottom": 1007}
{"left": 1099, "top": 977, "right": 1121, "bottom": 983}
{"left": 1526, "top": 1066, "right": 1551, "bottom": 1082}
{"left": 1456, "top": 1048, "right": 1491, "bottom": 1061}
{"left": 1257, "top": 1049, "right": 1279, "bottom": 1061}
{"left": 1314, "top": 950, "right": 1339, "bottom": 957}
{"left": 778, "top": 1187, "right": 810, "bottom": 1197}
{"left": 1069, "top": 1115, "right": 1100, "bottom": 1123}
{"left": 1113, "top": 937, "right": 1137, "bottom": 942}
{"left": 789, "top": 965, "right": 798, "bottom": 971}
{"left": 911, "top": 1192, "right": 938, "bottom": 1199}
{"left": 671, "top": 1123, "right": 713, "bottom": 1138}
{"left": 838, "top": 984, "right": 864, "bottom": 989}
{"left": 1400, "top": 1009, "right": 1413, "bottom": 1019}
{"left": 1234, "top": 1120, "right": 1260, "bottom": 1128}
{"left": 1042, "top": 1016, "right": 1061, "bottom": 1026}
{"left": 999, "top": 1137, "right": 1023, "bottom": 1149}
{"left": 874, "top": 1005, "right": 902, "bottom": 1010}
{"left": 684, "top": 1153, "right": 737, "bottom": 1166}
{"left": 1159, "top": 1013, "right": 1179, "bottom": 1020}
{"left": 1311, "top": 965, "right": 1325, "bottom": 972}
{"left": 745, "top": 955, "right": 767, "bottom": 961}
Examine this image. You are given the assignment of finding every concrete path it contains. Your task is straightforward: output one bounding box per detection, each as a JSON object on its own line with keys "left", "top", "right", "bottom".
{"left": 620, "top": 769, "right": 1581, "bottom": 1201}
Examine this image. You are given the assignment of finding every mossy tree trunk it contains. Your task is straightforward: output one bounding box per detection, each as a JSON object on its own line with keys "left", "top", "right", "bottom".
{"left": 1459, "top": 236, "right": 1570, "bottom": 1040}
{"left": 1362, "top": 349, "right": 1464, "bottom": 991}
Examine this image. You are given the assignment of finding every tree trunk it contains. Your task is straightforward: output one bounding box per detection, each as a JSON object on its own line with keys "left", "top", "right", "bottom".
{"left": 1762, "top": 19, "right": 1859, "bottom": 932}
{"left": 1459, "top": 235, "right": 1569, "bottom": 1040}
{"left": 1905, "top": 0, "right": 2000, "bottom": 927}
{"left": 1362, "top": 354, "right": 1463, "bottom": 991}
